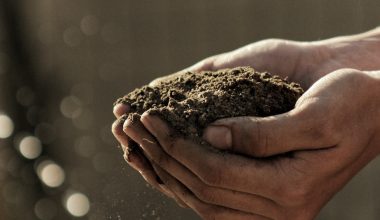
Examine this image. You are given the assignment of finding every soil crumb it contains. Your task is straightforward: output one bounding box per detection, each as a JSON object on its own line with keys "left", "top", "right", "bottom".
{"left": 115, "top": 67, "right": 303, "bottom": 140}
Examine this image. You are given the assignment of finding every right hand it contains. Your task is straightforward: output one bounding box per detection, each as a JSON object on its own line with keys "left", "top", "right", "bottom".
{"left": 112, "top": 31, "right": 380, "bottom": 209}
{"left": 132, "top": 68, "right": 380, "bottom": 220}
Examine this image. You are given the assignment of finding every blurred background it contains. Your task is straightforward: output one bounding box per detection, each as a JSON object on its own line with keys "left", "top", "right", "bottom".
{"left": 0, "top": 0, "right": 380, "bottom": 219}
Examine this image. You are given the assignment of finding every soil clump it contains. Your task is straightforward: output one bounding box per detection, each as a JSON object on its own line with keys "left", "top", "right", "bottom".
{"left": 115, "top": 67, "right": 304, "bottom": 141}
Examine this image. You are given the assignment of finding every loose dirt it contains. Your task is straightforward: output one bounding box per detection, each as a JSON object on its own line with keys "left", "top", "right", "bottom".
{"left": 115, "top": 67, "right": 303, "bottom": 140}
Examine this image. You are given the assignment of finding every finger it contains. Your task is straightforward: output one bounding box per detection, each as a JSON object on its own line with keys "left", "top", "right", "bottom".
{"left": 123, "top": 114, "right": 278, "bottom": 217}
{"left": 122, "top": 114, "right": 188, "bottom": 208}
{"left": 111, "top": 114, "right": 133, "bottom": 148}
{"left": 149, "top": 54, "right": 227, "bottom": 87}
{"left": 153, "top": 165, "right": 271, "bottom": 220}
{"left": 123, "top": 144, "right": 176, "bottom": 200}
{"left": 127, "top": 143, "right": 188, "bottom": 208}
{"left": 203, "top": 104, "right": 340, "bottom": 157}
{"left": 184, "top": 56, "right": 220, "bottom": 72}
{"left": 168, "top": 165, "right": 279, "bottom": 219}
{"left": 184, "top": 44, "right": 282, "bottom": 73}
{"left": 140, "top": 114, "right": 285, "bottom": 198}
{"left": 113, "top": 103, "right": 130, "bottom": 118}
{"left": 148, "top": 56, "right": 216, "bottom": 87}
{"left": 184, "top": 51, "right": 252, "bottom": 72}
{"left": 111, "top": 115, "right": 180, "bottom": 203}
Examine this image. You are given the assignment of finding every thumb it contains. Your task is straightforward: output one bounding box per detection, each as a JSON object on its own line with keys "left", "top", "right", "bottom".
{"left": 203, "top": 109, "right": 336, "bottom": 157}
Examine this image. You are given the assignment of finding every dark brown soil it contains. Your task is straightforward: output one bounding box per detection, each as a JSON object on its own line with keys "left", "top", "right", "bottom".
{"left": 115, "top": 67, "right": 303, "bottom": 140}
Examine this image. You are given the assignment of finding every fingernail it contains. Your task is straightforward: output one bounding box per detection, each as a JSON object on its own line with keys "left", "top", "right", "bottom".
{"left": 123, "top": 118, "right": 131, "bottom": 130}
{"left": 140, "top": 112, "right": 154, "bottom": 129}
{"left": 203, "top": 125, "right": 232, "bottom": 149}
{"left": 140, "top": 112, "right": 150, "bottom": 122}
{"left": 113, "top": 103, "right": 129, "bottom": 117}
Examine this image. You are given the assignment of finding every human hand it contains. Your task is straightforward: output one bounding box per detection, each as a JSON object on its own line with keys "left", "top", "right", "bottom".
{"left": 111, "top": 108, "right": 190, "bottom": 208}
{"left": 112, "top": 28, "right": 380, "bottom": 218}
{"left": 122, "top": 69, "right": 380, "bottom": 219}
{"left": 151, "top": 28, "right": 380, "bottom": 89}
{"left": 114, "top": 27, "right": 380, "bottom": 157}
{"left": 112, "top": 38, "right": 314, "bottom": 204}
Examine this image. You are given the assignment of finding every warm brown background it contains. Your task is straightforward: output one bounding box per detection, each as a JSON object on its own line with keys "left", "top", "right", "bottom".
{"left": 1, "top": 0, "right": 380, "bottom": 219}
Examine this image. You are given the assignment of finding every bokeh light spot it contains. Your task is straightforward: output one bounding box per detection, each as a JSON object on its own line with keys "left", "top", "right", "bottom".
{"left": 0, "top": 114, "right": 14, "bottom": 139}
{"left": 72, "top": 108, "right": 93, "bottom": 130}
{"left": 74, "top": 136, "right": 96, "bottom": 158}
{"left": 37, "top": 161, "right": 65, "bottom": 188}
{"left": 71, "top": 83, "right": 94, "bottom": 104}
{"left": 19, "top": 136, "right": 42, "bottom": 159}
{"left": 65, "top": 192, "right": 90, "bottom": 217}
{"left": 60, "top": 96, "right": 83, "bottom": 119}
{"left": 80, "top": 15, "right": 99, "bottom": 36}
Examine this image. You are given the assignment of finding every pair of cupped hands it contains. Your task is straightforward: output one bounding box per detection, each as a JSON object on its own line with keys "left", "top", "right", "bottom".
{"left": 112, "top": 36, "right": 380, "bottom": 219}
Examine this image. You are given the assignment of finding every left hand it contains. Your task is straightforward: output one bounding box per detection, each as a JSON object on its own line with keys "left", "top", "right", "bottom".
{"left": 122, "top": 69, "right": 380, "bottom": 220}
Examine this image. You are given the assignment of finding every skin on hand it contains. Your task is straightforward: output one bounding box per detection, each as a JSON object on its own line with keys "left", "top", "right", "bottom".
{"left": 121, "top": 69, "right": 380, "bottom": 220}
{"left": 112, "top": 28, "right": 380, "bottom": 219}
{"left": 111, "top": 107, "right": 189, "bottom": 208}
{"left": 150, "top": 30, "right": 380, "bottom": 89}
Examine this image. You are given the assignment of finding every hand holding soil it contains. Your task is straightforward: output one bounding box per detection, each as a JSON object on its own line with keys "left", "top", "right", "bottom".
{"left": 112, "top": 28, "right": 380, "bottom": 219}
{"left": 151, "top": 28, "right": 380, "bottom": 89}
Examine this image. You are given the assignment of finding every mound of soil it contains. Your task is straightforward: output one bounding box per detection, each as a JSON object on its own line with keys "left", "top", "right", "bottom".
{"left": 114, "top": 67, "right": 303, "bottom": 140}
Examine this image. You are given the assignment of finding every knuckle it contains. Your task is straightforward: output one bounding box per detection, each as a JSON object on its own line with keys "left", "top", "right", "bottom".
{"left": 334, "top": 68, "right": 362, "bottom": 77}
{"left": 122, "top": 121, "right": 131, "bottom": 133}
{"left": 201, "top": 167, "right": 223, "bottom": 187}
{"left": 259, "top": 38, "right": 283, "bottom": 45}
{"left": 195, "top": 187, "right": 217, "bottom": 204}
{"left": 112, "top": 120, "right": 123, "bottom": 136}
{"left": 228, "top": 117, "right": 270, "bottom": 157}
{"left": 155, "top": 152, "right": 169, "bottom": 168}
{"left": 201, "top": 56, "right": 217, "bottom": 71}
{"left": 250, "top": 134, "right": 268, "bottom": 157}
{"left": 257, "top": 38, "right": 290, "bottom": 51}
{"left": 246, "top": 119, "right": 268, "bottom": 157}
